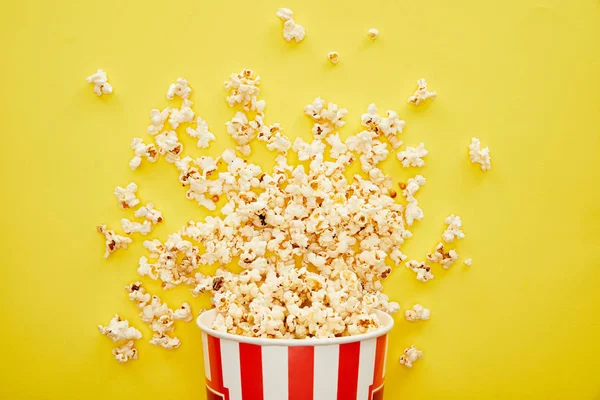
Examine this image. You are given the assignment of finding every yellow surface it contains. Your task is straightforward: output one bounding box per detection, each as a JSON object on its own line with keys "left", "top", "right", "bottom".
{"left": 1, "top": 0, "right": 599, "bottom": 398}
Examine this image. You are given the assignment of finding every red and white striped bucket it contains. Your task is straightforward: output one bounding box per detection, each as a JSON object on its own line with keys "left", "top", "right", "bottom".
{"left": 197, "top": 309, "right": 394, "bottom": 400}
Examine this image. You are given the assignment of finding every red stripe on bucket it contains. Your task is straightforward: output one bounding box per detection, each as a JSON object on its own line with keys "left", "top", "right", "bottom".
{"left": 369, "top": 335, "right": 387, "bottom": 399}
{"left": 337, "top": 342, "right": 361, "bottom": 400}
{"left": 239, "top": 343, "right": 264, "bottom": 400}
{"left": 207, "top": 335, "right": 224, "bottom": 390}
{"left": 288, "top": 346, "right": 315, "bottom": 400}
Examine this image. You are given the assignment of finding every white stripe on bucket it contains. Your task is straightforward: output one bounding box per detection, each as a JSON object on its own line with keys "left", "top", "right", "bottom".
{"left": 261, "top": 345, "right": 289, "bottom": 400}
{"left": 220, "top": 339, "right": 242, "bottom": 400}
{"left": 356, "top": 338, "right": 377, "bottom": 400}
{"left": 202, "top": 332, "right": 211, "bottom": 381}
{"left": 313, "top": 345, "right": 340, "bottom": 400}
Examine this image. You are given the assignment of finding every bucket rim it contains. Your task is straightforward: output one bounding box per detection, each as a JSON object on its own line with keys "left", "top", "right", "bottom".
{"left": 196, "top": 308, "right": 394, "bottom": 346}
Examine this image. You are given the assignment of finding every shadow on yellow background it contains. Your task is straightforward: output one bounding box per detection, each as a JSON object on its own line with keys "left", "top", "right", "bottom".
{"left": 0, "top": 0, "right": 599, "bottom": 399}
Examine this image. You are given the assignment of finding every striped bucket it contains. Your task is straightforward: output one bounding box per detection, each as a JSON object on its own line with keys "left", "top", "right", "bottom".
{"left": 197, "top": 309, "right": 394, "bottom": 400}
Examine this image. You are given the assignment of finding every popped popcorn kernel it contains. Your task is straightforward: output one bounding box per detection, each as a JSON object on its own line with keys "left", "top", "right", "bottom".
{"left": 327, "top": 52, "right": 340, "bottom": 64}
{"left": 224, "top": 69, "right": 263, "bottom": 112}
{"left": 368, "top": 28, "right": 379, "bottom": 39}
{"left": 426, "top": 242, "right": 459, "bottom": 269}
{"left": 304, "top": 97, "right": 348, "bottom": 139}
{"left": 98, "top": 314, "right": 142, "bottom": 343}
{"left": 464, "top": 258, "right": 472, "bottom": 266}
{"left": 166, "top": 77, "right": 192, "bottom": 100}
{"left": 86, "top": 69, "right": 112, "bottom": 96}
{"left": 276, "top": 8, "right": 293, "bottom": 21}
{"left": 399, "top": 345, "right": 423, "bottom": 368}
{"left": 282, "top": 19, "right": 305, "bottom": 43}
{"left": 129, "top": 138, "right": 158, "bottom": 170}
{"left": 407, "top": 78, "right": 436, "bottom": 106}
{"left": 97, "top": 225, "right": 132, "bottom": 258}
{"left": 397, "top": 142, "right": 428, "bottom": 168}
{"left": 442, "top": 214, "right": 465, "bottom": 243}
{"left": 112, "top": 340, "right": 139, "bottom": 363}
{"left": 147, "top": 108, "right": 170, "bottom": 136}
{"left": 406, "top": 260, "right": 434, "bottom": 282}
{"left": 186, "top": 117, "right": 216, "bottom": 149}
{"left": 468, "top": 137, "right": 491, "bottom": 171}
{"left": 114, "top": 182, "right": 140, "bottom": 209}
{"left": 121, "top": 218, "right": 152, "bottom": 235}
{"left": 404, "top": 304, "right": 431, "bottom": 322}
{"left": 134, "top": 203, "right": 163, "bottom": 224}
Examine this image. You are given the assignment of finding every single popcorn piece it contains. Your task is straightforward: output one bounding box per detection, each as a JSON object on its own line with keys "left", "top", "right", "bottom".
{"left": 442, "top": 214, "right": 465, "bottom": 243}
{"left": 97, "top": 225, "right": 132, "bottom": 258}
{"left": 129, "top": 138, "right": 159, "bottom": 170}
{"left": 98, "top": 314, "right": 142, "bottom": 343}
{"left": 327, "top": 52, "right": 340, "bottom": 64}
{"left": 397, "top": 142, "right": 428, "bottom": 168}
{"left": 406, "top": 260, "right": 434, "bottom": 282}
{"left": 155, "top": 130, "right": 184, "bottom": 163}
{"left": 186, "top": 117, "right": 216, "bottom": 149}
{"left": 121, "top": 218, "right": 152, "bottom": 235}
{"left": 114, "top": 182, "right": 140, "bottom": 209}
{"left": 173, "top": 302, "right": 193, "bottom": 323}
{"left": 224, "top": 69, "right": 263, "bottom": 112}
{"left": 468, "top": 137, "right": 491, "bottom": 171}
{"left": 282, "top": 19, "right": 306, "bottom": 43}
{"left": 112, "top": 341, "right": 139, "bottom": 363}
{"left": 405, "top": 304, "right": 431, "bottom": 322}
{"left": 427, "top": 242, "right": 459, "bottom": 269}
{"left": 168, "top": 99, "right": 195, "bottom": 129}
{"left": 464, "top": 258, "right": 472, "bottom": 266}
{"left": 368, "top": 28, "right": 379, "bottom": 39}
{"left": 407, "top": 78, "right": 436, "bottom": 106}
{"left": 134, "top": 203, "right": 163, "bottom": 224}
{"left": 399, "top": 345, "right": 423, "bottom": 368}
{"left": 166, "top": 77, "right": 192, "bottom": 100}
{"left": 147, "top": 108, "right": 170, "bottom": 135}
{"left": 86, "top": 69, "right": 112, "bottom": 96}
{"left": 276, "top": 7, "right": 293, "bottom": 21}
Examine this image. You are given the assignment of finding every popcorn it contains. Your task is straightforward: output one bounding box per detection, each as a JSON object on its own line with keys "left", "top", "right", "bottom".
{"left": 166, "top": 77, "right": 191, "bottom": 100}
{"left": 442, "top": 214, "right": 465, "bottom": 243}
{"left": 276, "top": 7, "right": 293, "bottom": 21}
{"left": 224, "top": 69, "right": 263, "bottom": 112}
{"left": 129, "top": 138, "right": 159, "bottom": 170}
{"left": 155, "top": 130, "right": 183, "bottom": 163}
{"left": 464, "top": 258, "right": 472, "bottom": 266}
{"left": 405, "top": 260, "right": 434, "bottom": 282}
{"left": 114, "top": 182, "right": 140, "bottom": 209}
{"left": 468, "top": 137, "right": 491, "bottom": 171}
{"left": 368, "top": 28, "right": 379, "bottom": 39}
{"left": 125, "top": 282, "right": 189, "bottom": 349}
{"left": 399, "top": 345, "right": 423, "bottom": 368}
{"left": 402, "top": 175, "right": 426, "bottom": 226}
{"left": 282, "top": 19, "right": 305, "bottom": 43}
{"left": 225, "top": 112, "right": 259, "bottom": 156}
{"left": 121, "top": 218, "right": 152, "bottom": 235}
{"left": 397, "top": 142, "right": 428, "bottom": 168}
{"left": 327, "top": 52, "right": 340, "bottom": 64}
{"left": 304, "top": 97, "right": 348, "bottom": 139}
{"left": 427, "top": 242, "right": 459, "bottom": 269}
{"left": 97, "top": 225, "right": 132, "bottom": 258}
{"left": 407, "top": 78, "right": 436, "bottom": 106}
{"left": 134, "top": 203, "right": 163, "bottom": 224}
{"left": 112, "top": 341, "right": 139, "bottom": 363}
{"left": 186, "top": 117, "right": 215, "bottom": 148}
{"left": 86, "top": 69, "right": 112, "bottom": 96}
{"left": 405, "top": 304, "right": 430, "bottom": 322}
{"left": 168, "top": 99, "right": 195, "bottom": 129}
{"left": 148, "top": 108, "right": 170, "bottom": 135}
{"left": 360, "top": 104, "right": 405, "bottom": 149}
{"left": 98, "top": 314, "right": 143, "bottom": 342}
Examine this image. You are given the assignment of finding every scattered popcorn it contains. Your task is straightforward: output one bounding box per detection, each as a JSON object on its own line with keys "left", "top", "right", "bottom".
{"left": 397, "top": 142, "right": 428, "bottom": 168}
{"left": 225, "top": 112, "right": 260, "bottom": 156}
{"left": 166, "top": 77, "right": 192, "bottom": 100}
{"left": 464, "top": 258, "right": 472, "bottom": 266}
{"left": 186, "top": 117, "right": 216, "bottom": 148}
{"left": 427, "top": 242, "right": 459, "bottom": 269}
{"left": 125, "top": 282, "right": 189, "bottom": 349}
{"left": 98, "top": 314, "right": 142, "bottom": 343}
{"left": 134, "top": 203, "right": 163, "bottom": 224}
{"left": 224, "top": 69, "right": 264, "bottom": 112}
{"left": 405, "top": 304, "right": 431, "bottom": 322}
{"left": 442, "top": 214, "right": 465, "bottom": 243}
{"left": 121, "top": 218, "right": 152, "bottom": 235}
{"left": 147, "top": 108, "right": 170, "bottom": 135}
{"left": 402, "top": 175, "right": 426, "bottom": 226}
{"left": 114, "top": 182, "right": 140, "bottom": 209}
{"left": 97, "top": 225, "right": 132, "bottom": 258}
{"left": 282, "top": 19, "right": 305, "bottom": 43}
{"left": 468, "top": 137, "right": 491, "bottom": 171}
{"left": 406, "top": 260, "right": 434, "bottom": 282}
{"left": 276, "top": 7, "right": 293, "bottom": 21}
{"left": 327, "top": 51, "right": 340, "bottom": 64}
{"left": 304, "top": 97, "right": 348, "bottom": 139}
{"left": 129, "top": 138, "right": 159, "bottom": 170}
{"left": 168, "top": 99, "right": 195, "bottom": 129}
{"left": 407, "top": 78, "right": 436, "bottom": 106}
{"left": 112, "top": 341, "right": 139, "bottom": 363}
{"left": 399, "top": 345, "right": 423, "bottom": 368}
{"left": 360, "top": 104, "right": 405, "bottom": 149}
{"left": 155, "top": 130, "right": 184, "bottom": 163}
{"left": 368, "top": 28, "right": 379, "bottom": 40}
{"left": 86, "top": 69, "right": 112, "bottom": 96}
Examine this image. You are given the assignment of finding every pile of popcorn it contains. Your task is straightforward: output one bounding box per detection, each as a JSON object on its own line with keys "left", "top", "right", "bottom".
{"left": 94, "top": 49, "right": 489, "bottom": 365}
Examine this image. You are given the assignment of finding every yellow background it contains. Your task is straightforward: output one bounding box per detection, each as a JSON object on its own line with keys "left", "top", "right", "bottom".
{"left": 1, "top": 0, "right": 599, "bottom": 398}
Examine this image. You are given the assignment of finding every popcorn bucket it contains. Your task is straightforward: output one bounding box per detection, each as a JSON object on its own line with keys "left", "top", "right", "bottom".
{"left": 197, "top": 309, "right": 394, "bottom": 400}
